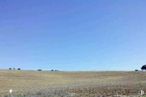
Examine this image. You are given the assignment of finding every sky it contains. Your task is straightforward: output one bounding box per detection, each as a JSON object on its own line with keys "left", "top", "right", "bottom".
{"left": 0, "top": 0, "right": 146, "bottom": 71}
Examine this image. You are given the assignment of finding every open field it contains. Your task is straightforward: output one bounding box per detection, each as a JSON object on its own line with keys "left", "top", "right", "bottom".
{"left": 0, "top": 70, "right": 146, "bottom": 97}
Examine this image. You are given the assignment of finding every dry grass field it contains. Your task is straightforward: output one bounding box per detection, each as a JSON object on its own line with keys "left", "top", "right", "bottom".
{"left": 0, "top": 70, "right": 146, "bottom": 97}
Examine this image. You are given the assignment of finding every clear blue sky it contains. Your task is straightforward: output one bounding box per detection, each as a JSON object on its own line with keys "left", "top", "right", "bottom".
{"left": 0, "top": 0, "right": 146, "bottom": 71}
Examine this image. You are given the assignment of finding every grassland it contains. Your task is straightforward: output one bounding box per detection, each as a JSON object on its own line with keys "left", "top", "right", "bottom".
{"left": 0, "top": 70, "right": 146, "bottom": 97}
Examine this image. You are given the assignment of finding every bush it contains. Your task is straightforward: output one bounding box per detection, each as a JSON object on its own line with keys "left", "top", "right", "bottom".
{"left": 37, "top": 69, "right": 42, "bottom": 71}
{"left": 141, "top": 65, "right": 146, "bottom": 70}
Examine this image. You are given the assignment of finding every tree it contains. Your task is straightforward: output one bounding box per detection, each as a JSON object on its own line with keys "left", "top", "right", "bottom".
{"left": 37, "top": 69, "right": 42, "bottom": 71}
{"left": 141, "top": 65, "right": 146, "bottom": 70}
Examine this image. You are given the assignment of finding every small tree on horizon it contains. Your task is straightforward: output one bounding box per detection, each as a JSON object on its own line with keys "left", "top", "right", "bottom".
{"left": 141, "top": 65, "right": 146, "bottom": 71}
{"left": 37, "top": 69, "right": 42, "bottom": 71}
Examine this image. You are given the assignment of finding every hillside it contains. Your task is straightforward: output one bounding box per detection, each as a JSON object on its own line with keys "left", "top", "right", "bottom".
{"left": 0, "top": 70, "right": 146, "bottom": 97}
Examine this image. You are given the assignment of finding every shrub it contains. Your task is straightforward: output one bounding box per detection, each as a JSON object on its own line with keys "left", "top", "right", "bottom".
{"left": 141, "top": 65, "right": 146, "bottom": 70}
{"left": 37, "top": 69, "right": 42, "bottom": 71}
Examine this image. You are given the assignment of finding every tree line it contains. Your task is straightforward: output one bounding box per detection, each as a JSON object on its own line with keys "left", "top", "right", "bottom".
{"left": 8, "top": 68, "right": 59, "bottom": 72}
{"left": 9, "top": 68, "right": 21, "bottom": 70}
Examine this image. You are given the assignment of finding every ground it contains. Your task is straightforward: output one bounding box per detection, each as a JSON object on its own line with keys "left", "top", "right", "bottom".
{"left": 0, "top": 70, "right": 146, "bottom": 97}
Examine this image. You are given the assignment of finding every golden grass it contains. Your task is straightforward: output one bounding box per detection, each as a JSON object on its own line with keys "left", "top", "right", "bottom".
{"left": 0, "top": 70, "right": 146, "bottom": 96}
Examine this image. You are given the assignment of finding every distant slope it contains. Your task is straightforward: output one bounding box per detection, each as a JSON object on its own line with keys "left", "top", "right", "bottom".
{"left": 0, "top": 70, "right": 146, "bottom": 94}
